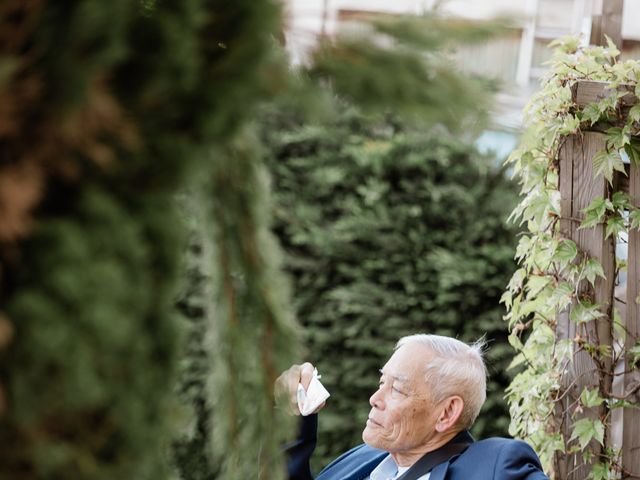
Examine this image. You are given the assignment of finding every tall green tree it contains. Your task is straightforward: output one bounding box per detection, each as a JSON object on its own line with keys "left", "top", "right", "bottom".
{"left": 0, "top": 1, "right": 290, "bottom": 478}
{"left": 263, "top": 107, "right": 519, "bottom": 468}
{"left": 0, "top": 2, "right": 501, "bottom": 479}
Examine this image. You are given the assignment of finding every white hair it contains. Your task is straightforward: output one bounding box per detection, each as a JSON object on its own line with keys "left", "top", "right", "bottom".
{"left": 395, "top": 334, "right": 487, "bottom": 430}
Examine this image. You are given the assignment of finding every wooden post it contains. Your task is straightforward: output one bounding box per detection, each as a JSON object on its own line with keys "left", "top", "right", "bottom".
{"left": 557, "top": 80, "right": 640, "bottom": 479}
{"left": 590, "top": 0, "right": 623, "bottom": 49}
{"left": 557, "top": 132, "right": 615, "bottom": 479}
{"left": 623, "top": 162, "right": 640, "bottom": 479}
{"left": 589, "top": 0, "right": 624, "bottom": 50}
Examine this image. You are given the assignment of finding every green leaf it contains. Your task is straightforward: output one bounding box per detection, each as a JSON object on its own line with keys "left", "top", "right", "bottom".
{"left": 551, "top": 282, "right": 574, "bottom": 311}
{"left": 629, "top": 104, "right": 640, "bottom": 124}
{"left": 629, "top": 343, "right": 640, "bottom": 368}
{"left": 580, "top": 388, "right": 604, "bottom": 408}
{"left": 606, "top": 126, "right": 630, "bottom": 150}
{"left": 560, "top": 114, "right": 580, "bottom": 134}
{"left": 583, "top": 258, "right": 606, "bottom": 286}
{"left": 507, "top": 352, "right": 526, "bottom": 370}
{"left": 570, "top": 301, "right": 605, "bottom": 324}
{"left": 630, "top": 209, "right": 640, "bottom": 230}
{"left": 604, "top": 35, "right": 621, "bottom": 58}
{"left": 611, "top": 191, "right": 630, "bottom": 210}
{"left": 605, "top": 214, "right": 625, "bottom": 239}
{"left": 526, "top": 275, "right": 553, "bottom": 297}
{"left": 581, "top": 102, "right": 602, "bottom": 126}
{"left": 554, "top": 239, "right": 578, "bottom": 263}
{"left": 590, "top": 461, "right": 610, "bottom": 480}
{"left": 508, "top": 333, "right": 524, "bottom": 350}
{"left": 580, "top": 197, "right": 610, "bottom": 229}
{"left": 515, "top": 235, "right": 532, "bottom": 261}
{"left": 624, "top": 137, "right": 640, "bottom": 167}
{"left": 500, "top": 290, "right": 513, "bottom": 308}
{"left": 570, "top": 418, "right": 605, "bottom": 449}
{"left": 549, "top": 35, "right": 580, "bottom": 54}
{"left": 592, "top": 148, "right": 625, "bottom": 184}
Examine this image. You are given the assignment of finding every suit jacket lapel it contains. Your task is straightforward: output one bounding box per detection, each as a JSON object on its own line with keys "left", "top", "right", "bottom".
{"left": 427, "top": 461, "right": 450, "bottom": 480}
{"left": 396, "top": 431, "right": 472, "bottom": 480}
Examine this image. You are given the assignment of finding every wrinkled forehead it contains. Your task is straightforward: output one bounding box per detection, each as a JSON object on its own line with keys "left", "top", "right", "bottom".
{"left": 381, "top": 343, "right": 433, "bottom": 383}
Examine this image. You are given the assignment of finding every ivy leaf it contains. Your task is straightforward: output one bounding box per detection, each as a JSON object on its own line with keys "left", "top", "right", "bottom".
{"left": 580, "top": 197, "right": 611, "bottom": 229}
{"left": 580, "top": 388, "right": 604, "bottom": 408}
{"left": 628, "top": 343, "right": 640, "bottom": 368}
{"left": 592, "top": 148, "right": 625, "bottom": 184}
{"left": 526, "top": 275, "right": 552, "bottom": 297}
{"left": 508, "top": 333, "right": 524, "bottom": 350}
{"left": 500, "top": 290, "right": 513, "bottom": 309}
{"left": 549, "top": 35, "right": 580, "bottom": 54}
{"left": 630, "top": 209, "right": 640, "bottom": 230}
{"left": 515, "top": 235, "right": 532, "bottom": 261}
{"left": 624, "top": 137, "right": 640, "bottom": 168}
{"left": 570, "top": 418, "right": 605, "bottom": 449}
{"left": 559, "top": 115, "right": 580, "bottom": 135}
{"left": 611, "top": 191, "right": 630, "bottom": 210}
{"left": 629, "top": 104, "right": 640, "bottom": 124}
{"left": 604, "top": 35, "right": 621, "bottom": 58}
{"left": 581, "top": 102, "right": 602, "bottom": 126}
{"left": 606, "top": 126, "right": 631, "bottom": 150}
{"left": 507, "top": 352, "right": 526, "bottom": 370}
{"left": 583, "top": 258, "right": 606, "bottom": 286}
{"left": 554, "top": 239, "right": 578, "bottom": 263}
{"left": 551, "top": 282, "right": 574, "bottom": 311}
{"left": 605, "top": 214, "right": 626, "bottom": 239}
{"left": 590, "top": 462, "right": 610, "bottom": 480}
{"left": 570, "top": 301, "right": 605, "bottom": 324}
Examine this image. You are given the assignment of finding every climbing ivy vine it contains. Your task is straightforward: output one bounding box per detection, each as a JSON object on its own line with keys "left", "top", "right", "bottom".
{"left": 503, "top": 37, "right": 640, "bottom": 479}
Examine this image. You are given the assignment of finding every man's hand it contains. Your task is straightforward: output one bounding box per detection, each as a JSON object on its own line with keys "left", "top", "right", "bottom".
{"left": 275, "top": 362, "right": 326, "bottom": 415}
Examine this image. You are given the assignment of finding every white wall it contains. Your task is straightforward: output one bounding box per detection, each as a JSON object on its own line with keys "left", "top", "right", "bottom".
{"left": 622, "top": 0, "right": 640, "bottom": 40}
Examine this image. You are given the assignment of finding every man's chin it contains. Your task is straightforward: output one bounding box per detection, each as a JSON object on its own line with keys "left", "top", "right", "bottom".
{"left": 362, "top": 426, "right": 381, "bottom": 448}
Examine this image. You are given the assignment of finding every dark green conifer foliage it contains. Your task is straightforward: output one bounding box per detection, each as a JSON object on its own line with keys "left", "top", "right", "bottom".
{"left": 263, "top": 108, "right": 519, "bottom": 469}
{"left": 0, "top": 2, "right": 507, "bottom": 479}
{"left": 167, "top": 11, "right": 503, "bottom": 480}
{"left": 0, "top": 1, "right": 289, "bottom": 478}
{"left": 173, "top": 192, "right": 218, "bottom": 480}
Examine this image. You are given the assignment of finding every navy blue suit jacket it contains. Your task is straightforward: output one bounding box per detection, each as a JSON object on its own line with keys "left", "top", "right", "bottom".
{"left": 287, "top": 415, "right": 548, "bottom": 480}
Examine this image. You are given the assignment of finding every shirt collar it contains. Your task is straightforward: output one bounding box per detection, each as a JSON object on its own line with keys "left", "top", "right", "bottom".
{"left": 369, "top": 454, "right": 399, "bottom": 480}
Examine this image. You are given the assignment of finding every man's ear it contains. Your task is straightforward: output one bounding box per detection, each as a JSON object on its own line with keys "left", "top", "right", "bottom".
{"left": 435, "top": 396, "right": 464, "bottom": 433}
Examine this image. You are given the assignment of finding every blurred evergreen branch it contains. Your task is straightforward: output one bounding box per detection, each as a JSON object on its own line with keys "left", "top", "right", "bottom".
{"left": 0, "top": 2, "right": 508, "bottom": 479}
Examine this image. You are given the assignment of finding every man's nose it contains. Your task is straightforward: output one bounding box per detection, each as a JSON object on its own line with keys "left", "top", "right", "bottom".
{"left": 369, "top": 387, "right": 385, "bottom": 409}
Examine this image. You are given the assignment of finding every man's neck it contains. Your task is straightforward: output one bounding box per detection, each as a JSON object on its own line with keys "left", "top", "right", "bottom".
{"left": 390, "top": 430, "right": 462, "bottom": 467}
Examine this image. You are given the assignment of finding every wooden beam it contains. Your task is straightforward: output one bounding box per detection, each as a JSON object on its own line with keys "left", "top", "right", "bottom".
{"left": 571, "top": 81, "right": 637, "bottom": 109}
{"left": 623, "top": 161, "right": 640, "bottom": 479}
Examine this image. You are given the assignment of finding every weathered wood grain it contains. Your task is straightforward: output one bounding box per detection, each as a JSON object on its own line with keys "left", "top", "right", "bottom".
{"left": 623, "top": 161, "right": 640, "bottom": 479}
{"left": 556, "top": 133, "right": 615, "bottom": 480}
{"left": 571, "top": 80, "right": 636, "bottom": 108}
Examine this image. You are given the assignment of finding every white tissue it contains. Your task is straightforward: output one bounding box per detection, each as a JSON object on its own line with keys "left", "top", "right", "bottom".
{"left": 296, "top": 368, "right": 330, "bottom": 416}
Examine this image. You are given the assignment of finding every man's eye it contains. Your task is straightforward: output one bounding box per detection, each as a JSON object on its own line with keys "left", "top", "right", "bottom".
{"left": 392, "top": 386, "right": 407, "bottom": 396}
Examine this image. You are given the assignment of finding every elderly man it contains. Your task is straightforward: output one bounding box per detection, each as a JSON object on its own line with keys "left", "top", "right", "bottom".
{"left": 281, "top": 334, "right": 548, "bottom": 480}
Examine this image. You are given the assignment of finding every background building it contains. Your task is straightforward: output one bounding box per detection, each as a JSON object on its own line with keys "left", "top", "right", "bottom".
{"left": 285, "top": 0, "right": 640, "bottom": 155}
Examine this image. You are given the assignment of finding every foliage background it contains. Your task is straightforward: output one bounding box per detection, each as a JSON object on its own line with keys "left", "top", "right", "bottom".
{"left": 0, "top": 1, "right": 512, "bottom": 478}
{"left": 0, "top": 1, "right": 294, "bottom": 478}
{"left": 263, "top": 106, "right": 520, "bottom": 469}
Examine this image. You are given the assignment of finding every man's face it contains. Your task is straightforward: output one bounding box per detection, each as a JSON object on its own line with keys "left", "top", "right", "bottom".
{"left": 362, "top": 342, "right": 441, "bottom": 456}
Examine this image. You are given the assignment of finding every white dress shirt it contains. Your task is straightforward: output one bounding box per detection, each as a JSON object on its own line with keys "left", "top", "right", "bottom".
{"left": 368, "top": 454, "right": 431, "bottom": 480}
